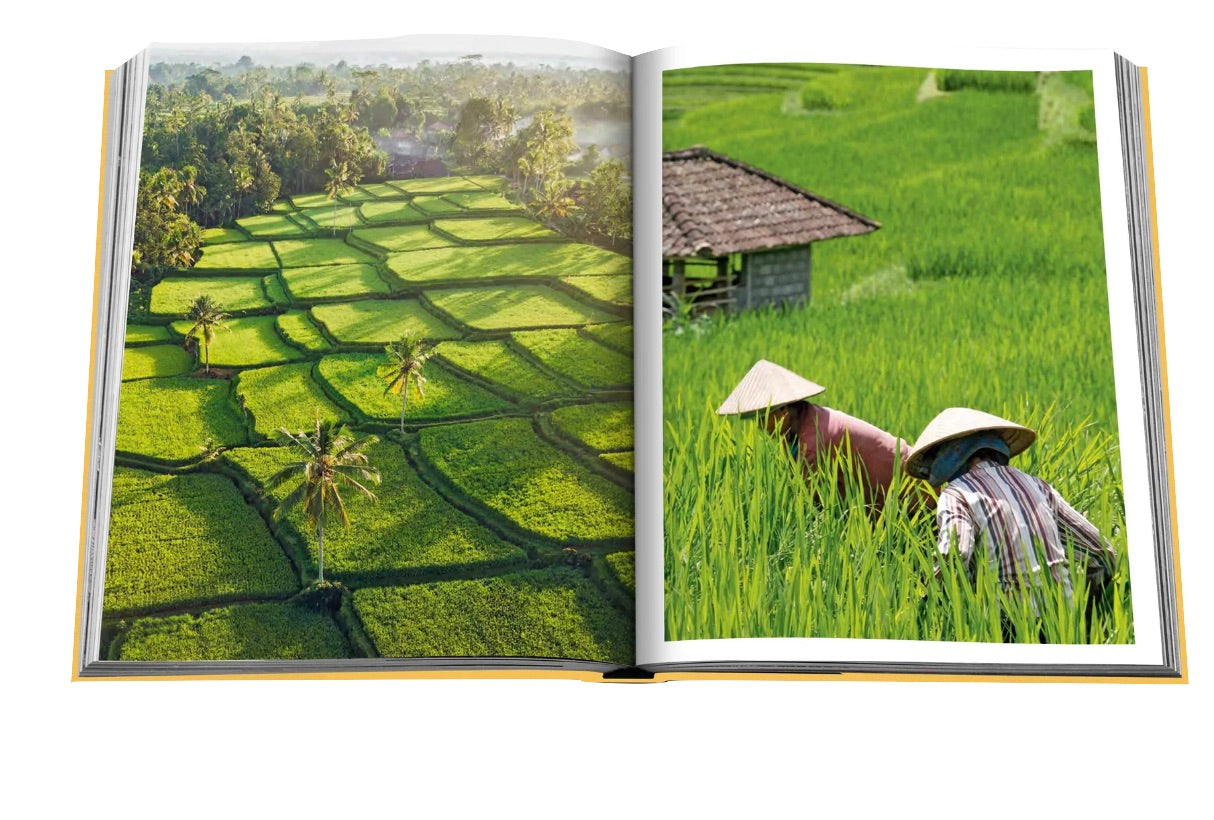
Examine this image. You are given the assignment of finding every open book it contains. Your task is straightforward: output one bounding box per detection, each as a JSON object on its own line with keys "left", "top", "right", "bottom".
{"left": 75, "top": 35, "right": 1184, "bottom": 681}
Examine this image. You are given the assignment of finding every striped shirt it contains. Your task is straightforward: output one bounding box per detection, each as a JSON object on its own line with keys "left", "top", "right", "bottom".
{"left": 936, "top": 458, "right": 1114, "bottom": 592}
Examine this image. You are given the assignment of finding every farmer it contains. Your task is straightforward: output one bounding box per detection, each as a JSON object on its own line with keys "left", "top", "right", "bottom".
{"left": 717, "top": 359, "right": 925, "bottom": 510}
{"left": 905, "top": 407, "right": 1116, "bottom": 608}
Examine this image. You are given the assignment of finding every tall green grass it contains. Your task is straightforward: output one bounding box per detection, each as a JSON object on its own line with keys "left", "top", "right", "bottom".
{"left": 664, "top": 402, "right": 1130, "bottom": 643}
{"left": 662, "top": 63, "right": 1125, "bottom": 644}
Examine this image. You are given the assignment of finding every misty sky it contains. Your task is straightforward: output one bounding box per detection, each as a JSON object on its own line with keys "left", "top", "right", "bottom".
{"left": 149, "top": 34, "right": 630, "bottom": 72}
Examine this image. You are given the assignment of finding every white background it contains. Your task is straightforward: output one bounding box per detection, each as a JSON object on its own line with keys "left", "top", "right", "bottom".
{"left": 2, "top": 1, "right": 1208, "bottom": 815}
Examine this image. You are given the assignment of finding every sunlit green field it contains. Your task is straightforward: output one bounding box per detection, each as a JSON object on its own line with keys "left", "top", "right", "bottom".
{"left": 106, "top": 175, "right": 636, "bottom": 664}
{"left": 662, "top": 64, "right": 1130, "bottom": 644}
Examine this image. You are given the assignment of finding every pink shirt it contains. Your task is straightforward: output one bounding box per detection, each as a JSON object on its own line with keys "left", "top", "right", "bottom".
{"left": 796, "top": 403, "right": 913, "bottom": 507}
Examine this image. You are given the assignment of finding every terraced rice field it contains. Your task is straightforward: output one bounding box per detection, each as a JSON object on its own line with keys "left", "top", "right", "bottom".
{"left": 193, "top": 241, "right": 279, "bottom": 271}
{"left": 280, "top": 263, "right": 390, "bottom": 300}
{"left": 310, "top": 299, "right": 461, "bottom": 344}
{"left": 434, "top": 216, "right": 563, "bottom": 242}
{"left": 512, "top": 329, "right": 632, "bottom": 389}
{"left": 384, "top": 242, "right": 630, "bottom": 285}
{"left": 428, "top": 285, "right": 619, "bottom": 329}
{"left": 151, "top": 276, "right": 272, "bottom": 315}
{"left": 106, "top": 175, "right": 635, "bottom": 664}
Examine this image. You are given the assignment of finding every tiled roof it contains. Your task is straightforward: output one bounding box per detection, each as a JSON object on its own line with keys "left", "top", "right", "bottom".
{"left": 663, "top": 146, "right": 880, "bottom": 258}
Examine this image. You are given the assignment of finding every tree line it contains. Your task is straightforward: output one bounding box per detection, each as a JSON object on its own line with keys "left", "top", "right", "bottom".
{"left": 134, "top": 60, "right": 631, "bottom": 274}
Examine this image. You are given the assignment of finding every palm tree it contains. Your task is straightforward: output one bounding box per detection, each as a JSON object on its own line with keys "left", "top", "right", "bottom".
{"left": 377, "top": 332, "right": 434, "bottom": 434}
{"left": 185, "top": 294, "right": 230, "bottom": 374}
{"left": 324, "top": 159, "right": 352, "bottom": 236}
{"left": 267, "top": 416, "right": 380, "bottom": 584}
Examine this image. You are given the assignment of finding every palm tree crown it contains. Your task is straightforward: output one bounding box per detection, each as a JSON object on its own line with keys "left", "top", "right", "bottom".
{"left": 377, "top": 332, "right": 434, "bottom": 433}
{"left": 185, "top": 294, "right": 230, "bottom": 374}
{"left": 267, "top": 415, "right": 380, "bottom": 584}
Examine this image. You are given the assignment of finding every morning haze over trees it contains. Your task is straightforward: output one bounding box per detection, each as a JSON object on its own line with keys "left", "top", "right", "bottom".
{"left": 133, "top": 55, "right": 632, "bottom": 274}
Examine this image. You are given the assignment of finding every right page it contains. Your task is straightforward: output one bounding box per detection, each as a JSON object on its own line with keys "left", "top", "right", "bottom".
{"left": 634, "top": 44, "right": 1177, "bottom": 675}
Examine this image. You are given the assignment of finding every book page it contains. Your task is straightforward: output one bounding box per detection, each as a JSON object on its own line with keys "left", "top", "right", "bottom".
{"left": 635, "top": 44, "right": 1170, "bottom": 671}
{"left": 79, "top": 35, "right": 638, "bottom": 672}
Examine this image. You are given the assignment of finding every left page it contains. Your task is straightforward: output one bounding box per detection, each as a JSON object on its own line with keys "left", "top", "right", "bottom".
{"left": 78, "top": 34, "right": 636, "bottom": 675}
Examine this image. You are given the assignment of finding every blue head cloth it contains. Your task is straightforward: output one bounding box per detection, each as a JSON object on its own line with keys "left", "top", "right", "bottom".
{"left": 927, "top": 431, "right": 1012, "bottom": 487}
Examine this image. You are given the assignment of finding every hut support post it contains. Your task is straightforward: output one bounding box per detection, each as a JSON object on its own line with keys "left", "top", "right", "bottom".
{"left": 717, "top": 256, "right": 733, "bottom": 312}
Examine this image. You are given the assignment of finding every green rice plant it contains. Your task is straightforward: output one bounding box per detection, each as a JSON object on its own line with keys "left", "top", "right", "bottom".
{"left": 664, "top": 64, "right": 1103, "bottom": 304}
{"left": 605, "top": 551, "right": 636, "bottom": 594}
{"left": 262, "top": 273, "right": 290, "bottom": 307}
{"left": 433, "top": 339, "right": 576, "bottom": 401}
{"left": 299, "top": 205, "right": 361, "bottom": 231}
{"left": 317, "top": 353, "right": 508, "bottom": 421}
{"left": 199, "top": 227, "right": 247, "bottom": 244}
{"left": 227, "top": 442, "right": 525, "bottom": 580}
{"left": 601, "top": 452, "right": 633, "bottom": 471}
{"left": 151, "top": 277, "right": 271, "bottom": 316}
{"left": 234, "top": 362, "right": 346, "bottom": 438}
{"left": 236, "top": 213, "right": 311, "bottom": 238}
{"left": 352, "top": 567, "right": 632, "bottom": 663}
{"left": 272, "top": 238, "right": 376, "bottom": 267}
{"left": 359, "top": 200, "right": 429, "bottom": 224}
{"left": 433, "top": 216, "right": 563, "bottom": 242}
{"left": 310, "top": 299, "right": 461, "bottom": 345}
{"left": 461, "top": 175, "right": 507, "bottom": 190}
{"left": 111, "top": 602, "right": 350, "bottom": 661}
{"left": 170, "top": 315, "right": 304, "bottom": 368}
{"left": 512, "top": 329, "right": 632, "bottom": 389}
{"left": 351, "top": 225, "right": 457, "bottom": 253}
{"left": 390, "top": 176, "right": 485, "bottom": 194}
{"left": 797, "top": 70, "right": 864, "bottom": 111}
{"left": 121, "top": 344, "right": 194, "bottom": 380}
{"left": 580, "top": 323, "right": 633, "bottom": 356}
{"left": 662, "top": 393, "right": 1129, "bottom": 643}
{"left": 115, "top": 377, "right": 248, "bottom": 461}
{"left": 103, "top": 467, "right": 296, "bottom": 613}
{"left": 443, "top": 190, "right": 521, "bottom": 211}
{"left": 384, "top": 243, "right": 629, "bottom": 285}
{"left": 290, "top": 191, "right": 353, "bottom": 209}
{"left": 280, "top": 263, "right": 391, "bottom": 300}
{"left": 551, "top": 401, "right": 634, "bottom": 451}
{"left": 937, "top": 69, "right": 1039, "bottom": 92}
{"left": 355, "top": 182, "right": 409, "bottom": 199}
{"left": 658, "top": 60, "right": 1123, "bottom": 641}
{"left": 559, "top": 274, "right": 632, "bottom": 307}
{"left": 418, "top": 417, "right": 634, "bottom": 542}
{"left": 275, "top": 310, "right": 331, "bottom": 353}
{"left": 411, "top": 195, "right": 467, "bottom": 216}
{"left": 123, "top": 324, "right": 173, "bottom": 344}
{"left": 193, "top": 241, "right": 279, "bottom": 271}
{"left": 428, "top": 286, "right": 618, "bottom": 330}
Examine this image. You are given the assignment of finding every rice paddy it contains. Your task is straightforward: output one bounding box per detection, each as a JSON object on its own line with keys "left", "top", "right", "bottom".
{"left": 428, "top": 286, "right": 619, "bottom": 330}
{"left": 279, "top": 263, "right": 391, "bottom": 300}
{"left": 384, "top": 242, "right": 629, "bottom": 285}
{"left": 434, "top": 216, "right": 564, "bottom": 242}
{"left": 193, "top": 241, "right": 279, "bottom": 271}
{"left": 310, "top": 299, "right": 461, "bottom": 344}
{"left": 121, "top": 344, "right": 194, "bottom": 380}
{"left": 661, "top": 63, "right": 1129, "bottom": 645}
{"left": 105, "top": 174, "right": 636, "bottom": 664}
{"left": 150, "top": 276, "right": 272, "bottom": 315}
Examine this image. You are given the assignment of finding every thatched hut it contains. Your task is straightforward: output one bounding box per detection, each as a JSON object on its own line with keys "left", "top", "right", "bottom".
{"left": 663, "top": 146, "right": 880, "bottom": 314}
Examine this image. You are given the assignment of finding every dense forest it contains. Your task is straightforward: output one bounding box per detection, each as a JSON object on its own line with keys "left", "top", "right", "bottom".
{"left": 134, "top": 56, "right": 632, "bottom": 272}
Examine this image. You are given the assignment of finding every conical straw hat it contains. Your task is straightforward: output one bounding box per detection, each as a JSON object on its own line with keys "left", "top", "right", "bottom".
{"left": 905, "top": 407, "right": 1037, "bottom": 479}
{"left": 716, "top": 359, "right": 826, "bottom": 415}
